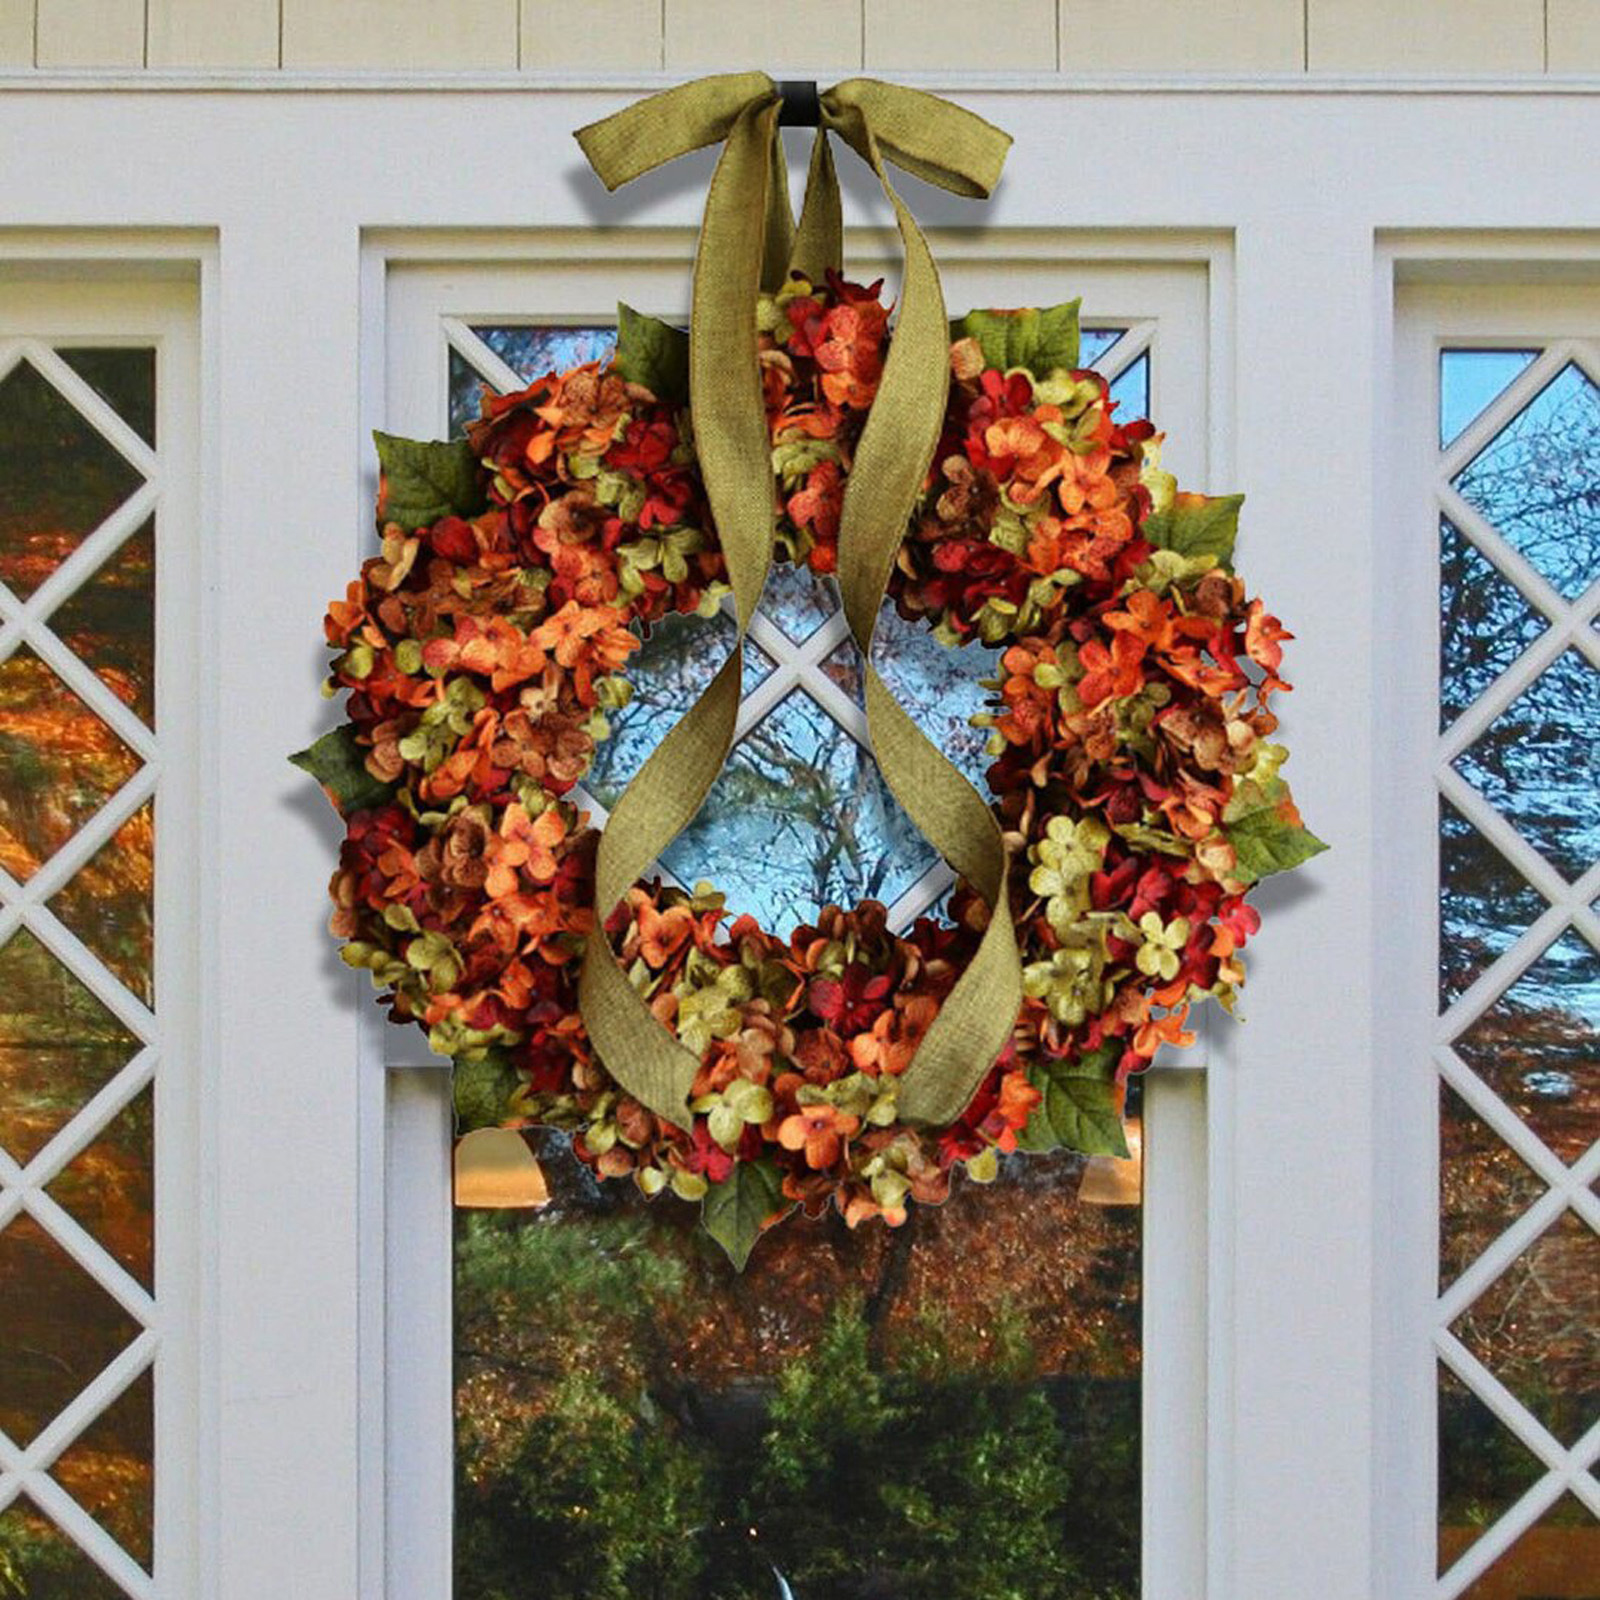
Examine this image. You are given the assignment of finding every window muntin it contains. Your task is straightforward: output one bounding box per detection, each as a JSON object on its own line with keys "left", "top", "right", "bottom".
{"left": 1431, "top": 340, "right": 1599, "bottom": 1598}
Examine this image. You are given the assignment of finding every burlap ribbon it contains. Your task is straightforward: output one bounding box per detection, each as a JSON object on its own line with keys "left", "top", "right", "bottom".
{"left": 574, "top": 75, "right": 1021, "bottom": 1132}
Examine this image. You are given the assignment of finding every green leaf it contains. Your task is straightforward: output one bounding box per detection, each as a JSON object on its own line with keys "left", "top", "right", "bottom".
{"left": 701, "top": 1159, "right": 792, "bottom": 1271}
{"left": 373, "top": 431, "right": 480, "bottom": 532}
{"left": 951, "top": 299, "right": 1080, "bottom": 381}
{"left": 1224, "top": 789, "right": 1329, "bottom": 886}
{"left": 1017, "top": 1044, "right": 1129, "bottom": 1158}
{"left": 613, "top": 303, "right": 689, "bottom": 405}
{"left": 289, "top": 725, "right": 395, "bottom": 814}
{"left": 1141, "top": 491, "right": 1244, "bottom": 571}
{"left": 453, "top": 1052, "right": 519, "bottom": 1134}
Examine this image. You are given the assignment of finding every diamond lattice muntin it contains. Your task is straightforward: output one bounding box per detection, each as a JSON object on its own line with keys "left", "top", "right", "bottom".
{"left": 0, "top": 341, "right": 158, "bottom": 1591}
{"left": 1434, "top": 343, "right": 1599, "bottom": 1596}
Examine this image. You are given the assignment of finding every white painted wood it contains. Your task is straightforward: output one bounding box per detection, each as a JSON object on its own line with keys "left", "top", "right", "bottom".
{"left": 148, "top": 0, "right": 279, "bottom": 69}
{"left": 865, "top": 0, "right": 1048, "bottom": 69}
{"left": 35, "top": 0, "right": 142, "bottom": 65}
{"left": 667, "top": 0, "right": 863, "bottom": 71}
{"left": 1060, "top": 0, "right": 1305, "bottom": 72}
{"left": 0, "top": 271, "right": 202, "bottom": 1600}
{"left": 1382, "top": 274, "right": 1600, "bottom": 1600}
{"left": 1550, "top": 0, "right": 1600, "bottom": 71}
{"left": 521, "top": 0, "right": 660, "bottom": 71}
{"left": 281, "top": 0, "right": 517, "bottom": 69}
{"left": 0, "top": 0, "right": 31, "bottom": 66}
{"left": 0, "top": 81, "right": 1593, "bottom": 1600}
{"left": 1308, "top": 0, "right": 1546, "bottom": 72}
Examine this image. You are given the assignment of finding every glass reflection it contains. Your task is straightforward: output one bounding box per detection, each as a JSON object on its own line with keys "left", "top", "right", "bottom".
{"left": 57, "top": 347, "right": 156, "bottom": 449}
{"left": 48, "top": 802, "right": 155, "bottom": 1009}
{"left": 1108, "top": 353, "right": 1149, "bottom": 424}
{"left": 47, "top": 517, "right": 156, "bottom": 728}
{"left": 0, "top": 927, "right": 140, "bottom": 1166}
{"left": 1453, "top": 362, "right": 1600, "bottom": 601}
{"left": 455, "top": 1127, "right": 1142, "bottom": 1600}
{"left": 1450, "top": 929, "right": 1599, "bottom": 1169}
{"left": 1437, "top": 799, "right": 1548, "bottom": 1011}
{"left": 1437, "top": 1369, "right": 1545, "bottom": 1573}
{"left": 1440, "top": 1492, "right": 1600, "bottom": 1599}
{"left": 1438, "top": 1084, "right": 1545, "bottom": 1291}
{"left": 1438, "top": 518, "right": 1546, "bottom": 732}
{"left": 823, "top": 612, "right": 1002, "bottom": 792}
{"left": 0, "top": 1495, "right": 129, "bottom": 1600}
{"left": 0, "top": 1214, "right": 141, "bottom": 1446}
{"left": 1451, "top": 651, "right": 1600, "bottom": 884}
{"left": 1449, "top": 1209, "right": 1598, "bottom": 1448}
{"left": 49, "top": 1365, "right": 154, "bottom": 1573}
{"left": 759, "top": 562, "right": 837, "bottom": 644}
{"left": 46, "top": 1086, "right": 154, "bottom": 1289}
{"left": 450, "top": 326, "right": 619, "bottom": 436}
{"left": 0, "top": 360, "right": 145, "bottom": 599}
{"left": 655, "top": 688, "right": 938, "bottom": 929}
{"left": 1440, "top": 349, "right": 1538, "bottom": 450}
{"left": 0, "top": 648, "right": 142, "bottom": 883}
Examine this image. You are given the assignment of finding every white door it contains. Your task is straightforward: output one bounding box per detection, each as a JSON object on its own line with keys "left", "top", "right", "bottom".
{"left": 0, "top": 81, "right": 1594, "bottom": 1600}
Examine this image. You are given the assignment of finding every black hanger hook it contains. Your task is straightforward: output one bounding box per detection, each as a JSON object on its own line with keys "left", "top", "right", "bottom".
{"left": 777, "top": 80, "right": 821, "bottom": 128}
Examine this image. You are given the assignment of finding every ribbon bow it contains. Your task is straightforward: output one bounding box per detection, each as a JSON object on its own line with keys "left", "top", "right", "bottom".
{"left": 574, "top": 75, "right": 1022, "bottom": 1133}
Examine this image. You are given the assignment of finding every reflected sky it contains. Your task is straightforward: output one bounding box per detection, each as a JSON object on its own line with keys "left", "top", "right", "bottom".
{"left": 1440, "top": 348, "right": 1537, "bottom": 449}
{"left": 1453, "top": 362, "right": 1600, "bottom": 600}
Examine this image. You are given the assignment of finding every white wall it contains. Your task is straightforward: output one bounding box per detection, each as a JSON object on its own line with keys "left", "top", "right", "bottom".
{"left": 3, "top": 0, "right": 1597, "bottom": 73}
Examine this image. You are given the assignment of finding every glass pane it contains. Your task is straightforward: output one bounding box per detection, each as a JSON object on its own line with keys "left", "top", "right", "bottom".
{"left": 455, "top": 1129, "right": 1142, "bottom": 1600}
{"left": 0, "top": 1213, "right": 142, "bottom": 1445}
{"left": 823, "top": 611, "right": 1001, "bottom": 792}
{"left": 0, "top": 359, "right": 145, "bottom": 600}
{"left": 50, "top": 1365, "right": 154, "bottom": 1572}
{"left": 450, "top": 325, "right": 620, "bottom": 435}
{"left": 1440, "top": 349, "right": 1538, "bottom": 449}
{"left": 1449, "top": 1209, "right": 1598, "bottom": 1447}
{"left": 760, "top": 561, "right": 837, "bottom": 644}
{"left": 0, "top": 647, "right": 142, "bottom": 883}
{"left": 584, "top": 611, "right": 769, "bottom": 807}
{"left": 1437, "top": 799, "right": 1548, "bottom": 1011}
{"left": 651, "top": 688, "right": 939, "bottom": 929}
{"left": 1453, "top": 362, "right": 1600, "bottom": 600}
{"left": 1439, "top": 1083, "right": 1545, "bottom": 1291}
{"left": 48, "top": 802, "right": 155, "bottom": 1008}
{"left": 1452, "top": 930, "right": 1599, "bottom": 1167}
{"left": 1451, "top": 650, "right": 1600, "bottom": 884}
{"left": 1437, "top": 1368, "right": 1546, "bottom": 1573}
{"left": 1438, "top": 518, "right": 1547, "bottom": 732}
{"left": 1440, "top": 1492, "right": 1599, "bottom": 1599}
{"left": 46, "top": 1085, "right": 154, "bottom": 1290}
{"left": 0, "top": 926, "right": 141, "bottom": 1166}
{"left": 1108, "top": 353, "right": 1149, "bottom": 424}
{"left": 0, "top": 1494, "right": 130, "bottom": 1600}
{"left": 45, "top": 518, "right": 156, "bottom": 728}
{"left": 57, "top": 347, "right": 156, "bottom": 448}
{"left": 1079, "top": 327, "right": 1124, "bottom": 367}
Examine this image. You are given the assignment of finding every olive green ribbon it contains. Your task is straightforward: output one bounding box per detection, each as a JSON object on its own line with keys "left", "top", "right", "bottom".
{"left": 573, "top": 75, "right": 1021, "bottom": 1133}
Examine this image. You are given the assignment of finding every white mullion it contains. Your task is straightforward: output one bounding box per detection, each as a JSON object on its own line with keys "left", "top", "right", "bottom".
{"left": 10, "top": 1466, "right": 155, "bottom": 1599}
{"left": 1433, "top": 1326, "right": 1575, "bottom": 1481}
{"left": 10, "top": 1328, "right": 157, "bottom": 1478}
{"left": 442, "top": 319, "right": 527, "bottom": 398}
{"left": 1435, "top": 1042, "right": 1600, "bottom": 1201}
{"left": 23, "top": 340, "right": 161, "bottom": 482}
{"left": 5, "top": 1047, "right": 158, "bottom": 1194}
{"left": 1096, "top": 318, "right": 1156, "bottom": 377}
{"left": 0, "top": 761, "right": 159, "bottom": 940}
{"left": 1435, "top": 1461, "right": 1571, "bottom": 1600}
{"left": 19, "top": 886, "right": 159, "bottom": 1045}
{"left": 19, "top": 1186, "right": 157, "bottom": 1328}
{"left": 1435, "top": 341, "right": 1572, "bottom": 483}
{"left": 883, "top": 859, "right": 954, "bottom": 931}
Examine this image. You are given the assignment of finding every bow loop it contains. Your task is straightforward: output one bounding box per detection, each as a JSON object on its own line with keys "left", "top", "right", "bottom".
{"left": 820, "top": 79, "right": 1011, "bottom": 200}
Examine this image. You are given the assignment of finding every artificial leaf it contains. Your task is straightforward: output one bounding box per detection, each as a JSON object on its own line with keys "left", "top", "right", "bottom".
{"left": 1224, "top": 783, "right": 1329, "bottom": 885}
{"left": 614, "top": 304, "right": 689, "bottom": 405}
{"left": 1141, "top": 491, "right": 1244, "bottom": 571}
{"left": 373, "top": 431, "right": 480, "bottom": 532}
{"left": 701, "top": 1158, "right": 791, "bottom": 1270}
{"left": 952, "top": 299, "right": 1081, "bottom": 381}
{"left": 290, "top": 725, "right": 396, "bottom": 814}
{"left": 1016, "top": 1044, "right": 1129, "bottom": 1158}
{"left": 453, "top": 1052, "right": 520, "bottom": 1134}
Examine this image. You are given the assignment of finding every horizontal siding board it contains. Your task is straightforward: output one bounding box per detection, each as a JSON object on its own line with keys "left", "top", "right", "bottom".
{"left": 149, "top": 0, "right": 280, "bottom": 67}
{"left": 36, "top": 0, "right": 143, "bottom": 64}
{"left": 522, "top": 0, "right": 659, "bottom": 68}
{"left": 281, "top": 0, "right": 518, "bottom": 68}
{"left": 1060, "top": 0, "right": 1304, "bottom": 72}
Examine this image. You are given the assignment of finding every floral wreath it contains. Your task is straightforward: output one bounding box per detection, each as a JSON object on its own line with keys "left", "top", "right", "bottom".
{"left": 297, "top": 82, "right": 1325, "bottom": 1268}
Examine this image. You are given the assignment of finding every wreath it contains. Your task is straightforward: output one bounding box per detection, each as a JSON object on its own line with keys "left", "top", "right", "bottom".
{"left": 296, "top": 77, "right": 1325, "bottom": 1267}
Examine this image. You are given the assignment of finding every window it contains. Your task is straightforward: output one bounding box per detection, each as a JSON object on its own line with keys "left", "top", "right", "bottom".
{"left": 377, "top": 241, "right": 1216, "bottom": 1599}
{"left": 0, "top": 277, "right": 200, "bottom": 1600}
